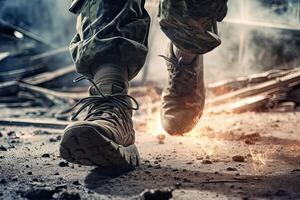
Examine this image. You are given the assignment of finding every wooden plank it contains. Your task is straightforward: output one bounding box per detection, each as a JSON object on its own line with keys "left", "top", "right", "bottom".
{"left": 0, "top": 118, "right": 68, "bottom": 129}
{"left": 0, "top": 81, "right": 19, "bottom": 96}
{"left": 23, "top": 65, "right": 75, "bottom": 85}
{"left": 206, "top": 94, "right": 269, "bottom": 114}
{"left": 206, "top": 70, "right": 300, "bottom": 107}
{"left": 18, "top": 82, "right": 87, "bottom": 101}
{"left": 207, "top": 69, "right": 299, "bottom": 96}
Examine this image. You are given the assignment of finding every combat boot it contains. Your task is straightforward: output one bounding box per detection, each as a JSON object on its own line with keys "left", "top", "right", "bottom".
{"left": 59, "top": 66, "right": 140, "bottom": 167}
{"left": 161, "top": 43, "right": 205, "bottom": 135}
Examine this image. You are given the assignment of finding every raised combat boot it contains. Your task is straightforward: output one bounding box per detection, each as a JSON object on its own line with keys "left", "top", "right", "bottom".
{"left": 161, "top": 43, "right": 205, "bottom": 135}
{"left": 59, "top": 66, "right": 140, "bottom": 167}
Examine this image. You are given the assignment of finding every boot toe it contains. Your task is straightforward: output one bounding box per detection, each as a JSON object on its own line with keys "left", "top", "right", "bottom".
{"left": 161, "top": 107, "right": 202, "bottom": 135}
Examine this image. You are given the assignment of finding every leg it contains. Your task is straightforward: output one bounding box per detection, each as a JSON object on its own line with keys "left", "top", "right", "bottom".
{"left": 160, "top": 0, "right": 228, "bottom": 135}
{"left": 70, "top": 0, "right": 150, "bottom": 81}
{"left": 60, "top": 0, "right": 150, "bottom": 167}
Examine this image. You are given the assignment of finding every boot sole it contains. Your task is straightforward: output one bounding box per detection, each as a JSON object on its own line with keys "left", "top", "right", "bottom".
{"left": 59, "top": 125, "right": 140, "bottom": 168}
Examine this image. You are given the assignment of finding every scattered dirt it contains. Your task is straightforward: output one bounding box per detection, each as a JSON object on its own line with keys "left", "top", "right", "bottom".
{"left": 0, "top": 107, "right": 300, "bottom": 199}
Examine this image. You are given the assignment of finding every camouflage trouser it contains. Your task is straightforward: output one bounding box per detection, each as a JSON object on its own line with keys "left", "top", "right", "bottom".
{"left": 69, "top": 0, "right": 227, "bottom": 80}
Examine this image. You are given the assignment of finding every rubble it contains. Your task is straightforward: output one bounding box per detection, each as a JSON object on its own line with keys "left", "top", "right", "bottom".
{"left": 232, "top": 155, "right": 245, "bottom": 162}
{"left": 206, "top": 68, "right": 300, "bottom": 114}
{"left": 140, "top": 188, "right": 173, "bottom": 200}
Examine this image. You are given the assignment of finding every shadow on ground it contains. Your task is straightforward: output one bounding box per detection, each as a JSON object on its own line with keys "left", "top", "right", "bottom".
{"left": 84, "top": 164, "right": 300, "bottom": 199}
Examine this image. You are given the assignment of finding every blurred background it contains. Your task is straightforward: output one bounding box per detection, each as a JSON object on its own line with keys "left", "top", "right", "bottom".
{"left": 1, "top": 0, "right": 300, "bottom": 86}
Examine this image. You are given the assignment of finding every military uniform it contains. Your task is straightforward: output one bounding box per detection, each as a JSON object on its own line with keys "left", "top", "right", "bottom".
{"left": 68, "top": 0, "right": 227, "bottom": 80}
{"left": 59, "top": 0, "right": 228, "bottom": 167}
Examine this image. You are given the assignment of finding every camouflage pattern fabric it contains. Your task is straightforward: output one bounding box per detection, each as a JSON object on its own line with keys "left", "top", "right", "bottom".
{"left": 160, "top": 0, "right": 228, "bottom": 54}
{"left": 69, "top": 0, "right": 227, "bottom": 79}
{"left": 69, "top": 0, "right": 150, "bottom": 80}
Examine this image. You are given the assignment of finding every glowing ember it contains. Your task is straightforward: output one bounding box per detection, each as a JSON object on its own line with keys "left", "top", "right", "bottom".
{"left": 156, "top": 134, "right": 166, "bottom": 144}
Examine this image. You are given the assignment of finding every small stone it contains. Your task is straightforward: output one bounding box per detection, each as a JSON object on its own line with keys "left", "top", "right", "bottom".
{"left": 33, "top": 130, "right": 51, "bottom": 135}
{"left": 275, "top": 189, "right": 288, "bottom": 197}
{"left": 72, "top": 180, "right": 81, "bottom": 185}
{"left": 202, "top": 160, "right": 213, "bottom": 164}
{"left": 11, "top": 176, "right": 18, "bottom": 181}
{"left": 27, "top": 171, "right": 33, "bottom": 175}
{"left": 59, "top": 161, "right": 69, "bottom": 167}
{"left": 140, "top": 188, "right": 173, "bottom": 200}
{"left": 55, "top": 184, "right": 68, "bottom": 191}
{"left": 41, "top": 154, "right": 50, "bottom": 158}
{"left": 183, "top": 178, "right": 191, "bottom": 183}
{"left": 156, "top": 134, "right": 166, "bottom": 144}
{"left": 0, "top": 145, "right": 7, "bottom": 151}
{"left": 0, "top": 132, "right": 3, "bottom": 137}
{"left": 0, "top": 179, "right": 6, "bottom": 184}
{"left": 56, "top": 191, "right": 81, "bottom": 200}
{"left": 175, "top": 182, "right": 181, "bottom": 189}
{"left": 232, "top": 155, "right": 245, "bottom": 162}
{"left": 7, "top": 131, "right": 16, "bottom": 137}
{"left": 226, "top": 167, "right": 238, "bottom": 171}
{"left": 196, "top": 156, "right": 203, "bottom": 160}
{"left": 49, "top": 138, "right": 57, "bottom": 143}
{"left": 21, "top": 188, "right": 56, "bottom": 200}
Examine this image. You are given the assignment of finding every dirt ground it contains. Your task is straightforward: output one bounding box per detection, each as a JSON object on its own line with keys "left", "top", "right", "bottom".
{"left": 0, "top": 107, "right": 300, "bottom": 200}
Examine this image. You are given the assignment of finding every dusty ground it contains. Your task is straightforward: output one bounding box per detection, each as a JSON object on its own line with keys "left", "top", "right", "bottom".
{"left": 0, "top": 107, "right": 300, "bottom": 200}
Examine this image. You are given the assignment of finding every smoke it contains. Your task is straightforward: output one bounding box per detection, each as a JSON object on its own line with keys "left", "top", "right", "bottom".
{"left": 206, "top": 0, "right": 300, "bottom": 81}
{"left": 145, "top": 0, "right": 300, "bottom": 84}
{"left": 0, "top": 0, "right": 75, "bottom": 47}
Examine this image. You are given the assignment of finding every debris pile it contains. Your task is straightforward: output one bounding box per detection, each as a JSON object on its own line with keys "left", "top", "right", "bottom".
{"left": 206, "top": 68, "right": 300, "bottom": 114}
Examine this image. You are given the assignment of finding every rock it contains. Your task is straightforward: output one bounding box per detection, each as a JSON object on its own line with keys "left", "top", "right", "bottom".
{"left": 183, "top": 178, "right": 191, "bottom": 183}
{"left": 49, "top": 138, "right": 56, "bottom": 143}
{"left": 140, "top": 188, "right": 173, "bottom": 200}
{"left": 55, "top": 184, "right": 67, "bottom": 191}
{"left": 0, "top": 178, "right": 6, "bottom": 184}
{"left": 21, "top": 188, "right": 56, "bottom": 200}
{"left": 0, "top": 132, "right": 3, "bottom": 137}
{"left": 41, "top": 154, "right": 50, "bottom": 158}
{"left": 240, "top": 132, "right": 261, "bottom": 145}
{"left": 7, "top": 131, "right": 16, "bottom": 137}
{"left": 27, "top": 171, "right": 33, "bottom": 175}
{"left": 11, "top": 176, "right": 18, "bottom": 181}
{"left": 33, "top": 130, "right": 51, "bottom": 135}
{"left": 232, "top": 155, "right": 245, "bottom": 162}
{"left": 72, "top": 180, "right": 81, "bottom": 185}
{"left": 201, "top": 160, "right": 213, "bottom": 164}
{"left": 58, "top": 161, "right": 69, "bottom": 167}
{"left": 196, "top": 156, "right": 203, "bottom": 160}
{"left": 175, "top": 182, "right": 181, "bottom": 189}
{"left": 0, "top": 145, "right": 7, "bottom": 151}
{"left": 291, "top": 169, "right": 300, "bottom": 173}
{"left": 49, "top": 136, "right": 61, "bottom": 143}
{"left": 56, "top": 191, "right": 81, "bottom": 200}
{"left": 275, "top": 189, "right": 288, "bottom": 197}
{"left": 226, "top": 167, "right": 237, "bottom": 171}
{"left": 156, "top": 134, "right": 166, "bottom": 144}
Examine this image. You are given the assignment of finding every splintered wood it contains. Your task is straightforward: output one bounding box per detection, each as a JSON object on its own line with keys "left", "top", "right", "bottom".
{"left": 206, "top": 68, "right": 300, "bottom": 114}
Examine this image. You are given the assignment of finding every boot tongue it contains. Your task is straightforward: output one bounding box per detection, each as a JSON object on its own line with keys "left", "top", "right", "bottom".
{"left": 91, "top": 64, "right": 129, "bottom": 95}
{"left": 90, "top": 82, "right": 126, "bottom": 95}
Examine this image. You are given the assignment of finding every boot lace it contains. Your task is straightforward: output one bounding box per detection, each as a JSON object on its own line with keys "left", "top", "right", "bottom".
{"left": 160, "top": 55, "right": 198, "bottom": 95}
{"left": 61, "top": 76, "right": 139, "bottom": 126}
